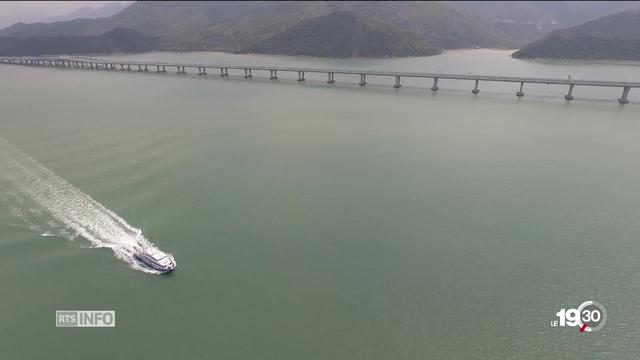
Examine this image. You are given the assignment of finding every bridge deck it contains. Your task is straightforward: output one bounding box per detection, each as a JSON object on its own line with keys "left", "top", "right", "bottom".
{"left": 1, "top": 56, "right": 638, "bottom": 103}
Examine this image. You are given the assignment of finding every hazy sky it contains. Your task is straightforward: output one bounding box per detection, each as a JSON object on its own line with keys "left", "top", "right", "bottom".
{"left": 0, "top": 1, "right": 129, "bottom": 29}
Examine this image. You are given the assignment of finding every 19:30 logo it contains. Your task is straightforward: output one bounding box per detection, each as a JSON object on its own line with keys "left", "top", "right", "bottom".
{"left": 551, "top": 301, "right": 607, "bottom": 333}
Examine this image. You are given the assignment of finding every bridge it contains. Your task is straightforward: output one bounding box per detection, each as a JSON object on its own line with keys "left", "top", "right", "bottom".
{"left": 1, "top": 56, "right": 638, "bottom": 104}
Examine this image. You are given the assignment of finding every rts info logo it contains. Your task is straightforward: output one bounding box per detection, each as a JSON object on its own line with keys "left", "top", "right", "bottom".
{"left": 550, "top": 301, "right": 606, "bottom": 333}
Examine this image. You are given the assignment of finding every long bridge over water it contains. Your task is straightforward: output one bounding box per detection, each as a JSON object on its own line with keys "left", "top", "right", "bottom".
{"left": 1, "top": 56, "right": 638, "bottom": 104}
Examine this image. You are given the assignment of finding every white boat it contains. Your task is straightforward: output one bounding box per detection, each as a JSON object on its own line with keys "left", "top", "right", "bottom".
{"left": 134, "top": 244, "right": 176, "bottom": 273}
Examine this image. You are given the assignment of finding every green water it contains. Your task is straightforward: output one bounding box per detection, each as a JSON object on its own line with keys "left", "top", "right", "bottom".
{"left": 1, "top": 50, "right": 640, "bottom": 359}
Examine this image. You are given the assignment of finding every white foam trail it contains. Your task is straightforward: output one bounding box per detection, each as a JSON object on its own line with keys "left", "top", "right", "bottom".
{"left": 0, "top": 137, "right": 171, "bottom": 274}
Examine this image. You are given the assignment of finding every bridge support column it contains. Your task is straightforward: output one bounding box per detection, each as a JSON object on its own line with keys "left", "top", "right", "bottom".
{"left": 89, "top": 63, "right": 94, "bottom": 69}
{"left": 269, "top": 70, "right": 278, "bottom": 80}
{"left": 137, "top": 65, "right": 143, "bottom": 72}
{"left": 327, "top": 72, "right": 335, "bottom": 84}
{"left": 516, "top": 81, "right": 524, "bottom": 97}
{"left": 118, "top": 64, "right": 124, "bottom": 71}
{"left": 394, "top": 75, "right": 401, "bottom": 88}
{"left": 359, "top": 74, "right": 367, "bottom": 86}
{"left": 219, "top": 67, "right": 228, "bottom": 77}
{"left": 177, "top": 66, "right": 186, "bottom": 74}
{"left": 244, "top": 68, "right": 252, "bottom": 78}
{"left": 143, "top": 65, "right": 148, "bottom": 72}
{"left": 431, "top": 77, "right": 439, "bottom": 91}
{"left": 198, "top": 67, "right": 207, "bottom": 75}
{"left": 162, "top": 65, "right": 166, "bottom": 73}
{"left": 472, "top": 79, "right": 480, "bottom": 94}
{"left": 297, "top": 71, "right": 305, "bottom": 81}
{"left": 618, "top": 87, "right": 630, "bottom": 104}
{"left": 126, "top": 64, "right": 131, "bottom": 71}
{"left": 564, "top": 84, "right": 575, "bottom": 101}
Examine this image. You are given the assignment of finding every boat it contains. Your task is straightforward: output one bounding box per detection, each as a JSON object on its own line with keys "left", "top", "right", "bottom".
{"left": 133, "top": 243, "right": 176, "bottom": 273}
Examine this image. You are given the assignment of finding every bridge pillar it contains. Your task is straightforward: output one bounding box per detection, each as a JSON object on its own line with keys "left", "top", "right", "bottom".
{"left": 564, "top": 84, "right": 575, "bottom": 101}
{"left": 359, "top": 74, "right": 367, "bottom": 86}
{"left": 472, "top": 79, "right": 480, "bottom": 94}
{"left": 327, "top": 72, "right": 335, "bottom": 84}
{"left": 516, "top": 81, "right": 524, "bottom": 97}
{"left": 89, "top": 62, "right": 94, "bottom": 69}
{"left": 431, "top": 77, "right": 439, "bottom": 91}
{"left": 394, "top": 75, "right": 401, "bottom": 88}
{"left": 119, "top": 64, "right": 125, "bottom": 71}
{"left": 198, "top": 66, "right": 207, "bottom": 75}
{"left": 269, "top": 70, "right": 278, "bottom": 80}
{"left": 143, "top": 65, "right": 148, "bottom": 72}
{"left": 162, "top": 66, "right": 166, "bottom": 73}
{"left": 137, "top": 65, "right": 143, "bottom": 72}
{"left": 618, "top": 87, "right": 630, "bottom": 104}
{"left": 126, "top": 64, "right": 131, "bottom": 71}
{"left": 244, "top": 68, "right": 252, "bottom": 78}
{"left": 297, "top": 71, "right": 305, "bottom": 81}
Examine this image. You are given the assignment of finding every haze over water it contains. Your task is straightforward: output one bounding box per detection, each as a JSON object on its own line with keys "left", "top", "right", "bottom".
{"left": 1, "top": 50, "right": 640, "bottom": 359}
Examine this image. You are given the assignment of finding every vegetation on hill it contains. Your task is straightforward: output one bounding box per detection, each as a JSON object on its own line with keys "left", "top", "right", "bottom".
{"left": 0, "top": 28, "right": 161, "bottom": 56}
{"left": 512, "top": 9, "right": 640, "bottom": 60}
{"left": 244, "top": 11, "right": 439, "bottom": 57}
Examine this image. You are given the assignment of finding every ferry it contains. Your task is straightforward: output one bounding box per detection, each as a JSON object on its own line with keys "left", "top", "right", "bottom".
{"left": 134, "top": 244, "right": 176, "bottom": 273}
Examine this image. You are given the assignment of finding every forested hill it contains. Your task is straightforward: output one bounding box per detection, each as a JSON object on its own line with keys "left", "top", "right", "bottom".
{"left": 513, "top": 9, "right": 640, "bottom": 60}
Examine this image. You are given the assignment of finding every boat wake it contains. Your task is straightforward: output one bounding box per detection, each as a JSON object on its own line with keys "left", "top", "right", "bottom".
{"left": 0, "top": 136, "right": 171, "bottom": 274}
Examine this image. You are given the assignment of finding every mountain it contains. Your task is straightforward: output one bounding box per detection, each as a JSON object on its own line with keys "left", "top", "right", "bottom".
{"left": 245, "top": 11, "right": 438, "bottom": 57}
{"left": 8, "top": 1, "right": 635, "bottom": 58}
{"left": 0, "top": 1, "right": 522, "bottom": 55}
{"left": 0, "top": 28, "right": 160, "bottom": 56}
{"left": 43, "top": 2, "right": 131, "bottom": 23}
{"left": 448, "top": 1, "right": 640, "bottom": 45}
{"left": 512, "top": 9, "right": 640, "bottom": 60}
